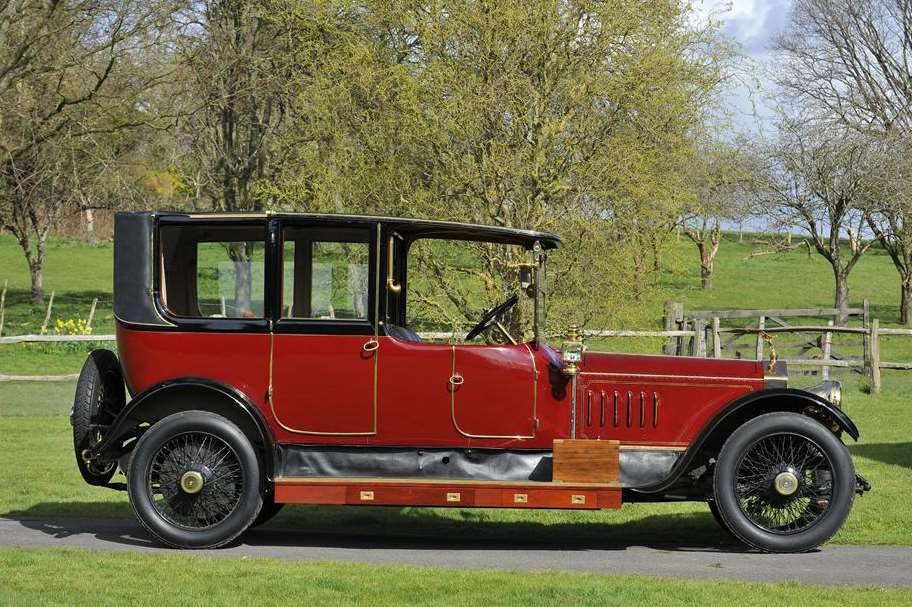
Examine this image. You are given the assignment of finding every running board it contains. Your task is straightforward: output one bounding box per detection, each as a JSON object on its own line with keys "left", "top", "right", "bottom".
{"left": 274, "top": 477, "right": 622, "bottom": 510}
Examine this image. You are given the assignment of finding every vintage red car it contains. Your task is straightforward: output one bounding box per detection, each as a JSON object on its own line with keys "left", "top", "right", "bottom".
{"left": 71, "top": 211, "right": 868, "bottom": 552}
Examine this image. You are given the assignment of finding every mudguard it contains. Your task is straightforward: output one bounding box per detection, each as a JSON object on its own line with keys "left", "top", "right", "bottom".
{"left": 88, "top": 377, "right": 274, "bottom": 480}
{"left": 632, "top": 387, "right": 859, "bottom": 494}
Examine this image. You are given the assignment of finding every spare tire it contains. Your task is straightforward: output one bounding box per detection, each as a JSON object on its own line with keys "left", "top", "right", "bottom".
{"left": 71, "top": 349, "right": 126, "bottom": 486}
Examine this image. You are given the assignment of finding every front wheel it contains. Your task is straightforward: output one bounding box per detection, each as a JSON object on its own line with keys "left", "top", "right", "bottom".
{"left": 127, "top": 411, "right": 263, "bottom": 549}
{"left": 713, "top": 412, "right": 855, "bottom": 553}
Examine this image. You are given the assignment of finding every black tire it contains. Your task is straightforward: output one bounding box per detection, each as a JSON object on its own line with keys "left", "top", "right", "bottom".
{"left": 127, "top": 411, "right": 263, "bottom": 549}
{"left": 713, "top": 412, "right": 855, "bottom": 553}
{"left": 707, "top": 499, "right": 735, "bottom": 538}
{"left": 249, "top": 489, "right": 285, "bottom": 528}
{"left": 71, "top": 349, "right": 125, "bottom": 486}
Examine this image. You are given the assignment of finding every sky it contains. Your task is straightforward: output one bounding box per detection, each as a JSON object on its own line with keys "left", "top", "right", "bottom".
{"left": 695, "top": 0, "right": 794, "bottom": 134}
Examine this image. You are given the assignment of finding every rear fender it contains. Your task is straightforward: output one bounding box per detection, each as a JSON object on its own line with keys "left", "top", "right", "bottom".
{"left": 633, "top": 387, "right": 859, "bottom": 494}
{"left": 90, "top": 377, "right": 275, "bottom": 483}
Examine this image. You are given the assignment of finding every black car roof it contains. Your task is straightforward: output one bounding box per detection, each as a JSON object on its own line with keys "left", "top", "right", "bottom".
{"left": 148, "top": 211, "right": 561, "bottom": 250}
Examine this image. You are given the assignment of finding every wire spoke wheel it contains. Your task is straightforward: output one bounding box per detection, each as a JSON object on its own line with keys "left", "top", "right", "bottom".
{"left": 146, "top": 431, "right": 244, "bottom": 530}
{"left": 734, "top": 432, "right": 834, "bottom": 535}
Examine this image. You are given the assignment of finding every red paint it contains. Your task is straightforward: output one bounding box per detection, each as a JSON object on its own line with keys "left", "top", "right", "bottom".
{"left": 117, "top": 324, "right": 764, "bottom": 450}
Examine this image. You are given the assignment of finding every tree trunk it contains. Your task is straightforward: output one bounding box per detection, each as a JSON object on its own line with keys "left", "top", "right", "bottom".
{"left": 28, "top": 257, "right": 44, "bottom": 305}
{"left": 700, "top": 262, "right": 713, "bottom": 289}
{"left": 84, "top": 209, "right": 95, "bottom": 245}
{"left": 901, "top": 273, "right": 912, "bottom": 326}
{"left": 834, "top": 268, "right": 849, "bottom": 325}
{"left": 229, "top": 242, "right": 253, "bottom": 315}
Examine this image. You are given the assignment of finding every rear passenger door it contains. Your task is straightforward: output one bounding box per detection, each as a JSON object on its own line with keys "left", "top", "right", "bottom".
{"left": 269, "top": 223, "right": 379, "bottom": 439}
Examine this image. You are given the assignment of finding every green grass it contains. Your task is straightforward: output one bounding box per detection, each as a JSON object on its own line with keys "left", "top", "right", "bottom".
{"left": 1, "top": 373, "right": 909, "bottom": 546}
{"left": 1, "top": 547, "right": 910, "bottom": 607}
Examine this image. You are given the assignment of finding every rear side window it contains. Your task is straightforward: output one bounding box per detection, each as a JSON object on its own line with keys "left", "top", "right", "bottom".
{"left": 159, "top": 224, "right": 266, "bottom": 319}
{"left": 282, "top": 228, "right": 370, "bottom": 320}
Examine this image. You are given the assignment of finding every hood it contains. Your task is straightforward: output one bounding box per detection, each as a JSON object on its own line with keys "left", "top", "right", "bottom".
{"left": 579, "top": 351, "right": 767, "bottom": 381}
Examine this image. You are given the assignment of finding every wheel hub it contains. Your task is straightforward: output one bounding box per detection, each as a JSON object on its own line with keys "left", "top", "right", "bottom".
{"left": 179, "top": 470, "right": 205, "bottom": 495}
{"left": 773, "top": 470, "right": 800, "bottom": 496}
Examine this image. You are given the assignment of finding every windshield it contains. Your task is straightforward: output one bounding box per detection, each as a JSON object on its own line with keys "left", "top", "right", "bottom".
{"left": 404, "top": 238, "right": 544, "bottom": 344}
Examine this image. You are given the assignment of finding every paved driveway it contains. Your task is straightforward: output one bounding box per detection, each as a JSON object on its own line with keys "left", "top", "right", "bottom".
{"left": 2, "top": 517, "right": 910, "bottom": 587}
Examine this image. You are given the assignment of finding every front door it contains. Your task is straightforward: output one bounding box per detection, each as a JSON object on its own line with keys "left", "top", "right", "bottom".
{"left": 450, "top": 343, "right": 538, "bottom": 439}
{"left": 269, "top": 224, "right": 378, "bottom": 437}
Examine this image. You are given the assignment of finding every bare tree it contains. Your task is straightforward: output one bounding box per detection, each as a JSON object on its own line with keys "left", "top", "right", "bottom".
{"left": 758, "top": 121, "right": 880, "bottom": 322}
{"left": 865, "top": 135, "right": 912, "bottom": 323}
{"left": 776, "top": 0, "right": 912, "bottom": 322}
{"left": 0, "top": 0, "right": 170, "bottom": 303}
{"left": 170, "top": 0, "right": 288, "bottom": 311}
{"left": 681, "top": 142, "right": 749, "bottom": 289}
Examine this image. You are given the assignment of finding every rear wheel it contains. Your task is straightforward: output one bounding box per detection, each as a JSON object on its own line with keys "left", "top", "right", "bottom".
{"left": 127, "top": 411, "right": 262, "bottom": 549}
{"left": 713, "top": 412, "right": 855, "bottom": 553}
{"left": 71, "top": 349, "right": 125, "bottom": 485}
{"left": 249, "top": 489, "right": 285, "bottom": 528}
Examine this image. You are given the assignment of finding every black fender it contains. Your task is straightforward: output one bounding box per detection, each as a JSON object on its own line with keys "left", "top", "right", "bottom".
{"left": 632, "top": 387, "right": 859, "bottom": 495}
{"left": 90, "top": 377, "right": 275, "bottom": 483}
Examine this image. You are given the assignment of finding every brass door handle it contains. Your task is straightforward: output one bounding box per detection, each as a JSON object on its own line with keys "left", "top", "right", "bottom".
{"left": 449, "top": 374, "right": 464, "bottom": 386}
{"left": 363, "top": 339, "right": 379, "bottom": 352}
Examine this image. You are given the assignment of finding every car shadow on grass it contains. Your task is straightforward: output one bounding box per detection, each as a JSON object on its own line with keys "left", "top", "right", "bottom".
{"left": 5, "top": 501, "right": 747, "bottom": 554}
{"left": 849, "top": 442, "right": 912, "bottom": 471}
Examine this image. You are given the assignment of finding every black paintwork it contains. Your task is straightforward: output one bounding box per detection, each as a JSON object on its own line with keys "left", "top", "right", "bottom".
{"left": 90, "top": 377, "right": 275, "bottom": 483}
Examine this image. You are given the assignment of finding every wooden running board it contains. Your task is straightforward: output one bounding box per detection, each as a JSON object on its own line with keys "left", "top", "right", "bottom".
{"left": 274, "top": 477, "right": 622, "bottom": 510}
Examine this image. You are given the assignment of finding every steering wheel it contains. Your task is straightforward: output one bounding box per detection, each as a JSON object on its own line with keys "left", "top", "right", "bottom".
{"left": 464, "top": 293, "right": 519, "bottom": 341}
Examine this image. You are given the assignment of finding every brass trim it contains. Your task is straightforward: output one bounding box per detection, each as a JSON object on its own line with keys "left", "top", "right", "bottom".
{"left": 448, "top": 344, "right": 537, "bottom": 440}
{"left": 359, "top": 490, "right": 375, "bottom": 501}
{"left": 266, "top": 224, "right": 382, "bottom": 437}
{"left": 513, "top": 493, "right": 529, "bottom": 504}
{"left": 599, "top": 390, "right": 606, "bottom": 427}
{"left": 580, "top": 371, "right": 764, "bottom": 383}
{"left": 179, "top": 470, "right": 204, "bottom": 495}
{"left": 612, "top": 391, "right": 619, "bottom": 427}
{"left": 626, "top": 391, "right": 632, "bottom": 428}
{"left": 362, "top": 339, "right": 379, "bottom": 352}
{"left": 571, "top": 494, "right": 586, "bottom": 505}
{"left": 449, "top": 374, "right": 464, "bottom": 386}
{"left": 386, "top": 234, "right": 402, "bottom": 293}
{"left": 446, "top": 492, "right": 461, "bottom": 502}
{"left": 639, "top": 391, "right": 646, "bottom": 428}
{"left": 653, "top": 392, "right": 659, "bottom": 428}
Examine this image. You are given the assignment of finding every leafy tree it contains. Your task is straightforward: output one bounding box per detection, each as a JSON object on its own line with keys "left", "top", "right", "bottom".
{"left": 268, "top": 0, "right": 726, "bottom": 336}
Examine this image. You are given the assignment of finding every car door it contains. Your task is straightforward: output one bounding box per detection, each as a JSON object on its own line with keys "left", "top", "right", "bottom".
{"left": 269, "top": 222, "right": 379, "bottom": 438}
{"left": 450, "top": 342, "right": 538, "bottom": 439}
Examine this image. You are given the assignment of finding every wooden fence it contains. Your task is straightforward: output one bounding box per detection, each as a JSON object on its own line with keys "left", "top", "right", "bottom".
{"left": 2, "top": 301, "right": 912, "bottom": 394}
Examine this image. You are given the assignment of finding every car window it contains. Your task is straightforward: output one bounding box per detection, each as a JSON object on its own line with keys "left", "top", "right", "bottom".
{"left": 159, "top": 224, "right": 266, "bottom": 319}
{"left": 282, "top": 229, "right": 369, "bottom": 320}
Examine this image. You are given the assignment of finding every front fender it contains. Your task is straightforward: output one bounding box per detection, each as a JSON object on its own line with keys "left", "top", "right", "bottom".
{"left": 632, "top": 387, "right": 859, "bottom": 494}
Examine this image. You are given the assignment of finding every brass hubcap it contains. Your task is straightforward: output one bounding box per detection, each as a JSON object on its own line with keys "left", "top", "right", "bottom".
{"left": 773, "top": 471, "right": 799, "bottom": 496}
{"left": 179, "top": 470, "right": 204, "bottom": 495}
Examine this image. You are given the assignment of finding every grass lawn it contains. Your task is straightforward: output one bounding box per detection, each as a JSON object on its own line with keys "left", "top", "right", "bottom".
{"left": 3, "top": 547, "right": 910, "bottom": 607}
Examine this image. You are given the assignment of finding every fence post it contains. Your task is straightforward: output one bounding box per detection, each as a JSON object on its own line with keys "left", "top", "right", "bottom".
{"left": 712, "top": 317, "right": 721, "bottom": 358}
{"left": 86, "top": 298, "right": 98, "bottom": 331}
{"left": 755, "top": 315, "right": 766, "bottom": 360}
{"left": 663, "top": 301, "right": 683, "bottom": 355}
{"left": 821, "top": 320, "right": 833, "bottom": 380}
{"left": 862, "top": 299, "right": 870, "bottom": 370}
{"left": 0, "top": 279, "right": 6, "bottom": 337}
{"left": 40, "top": 291, "right": 55, "bottom": 335}
{"left": 693, "top": 318, "right": 707, "bottom": 357}
{"left": 869, "top": 318, "right": 881, "bottom": 394}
